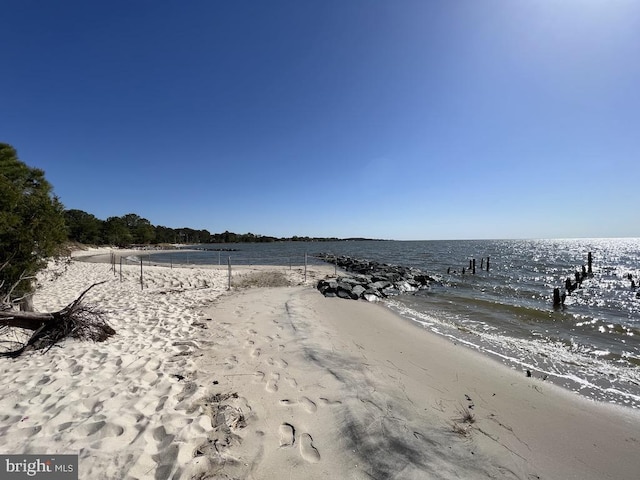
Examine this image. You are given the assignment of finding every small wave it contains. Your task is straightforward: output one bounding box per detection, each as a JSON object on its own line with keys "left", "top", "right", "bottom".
{"left": 385, "top": 299, "right": 640, "bottom": 409}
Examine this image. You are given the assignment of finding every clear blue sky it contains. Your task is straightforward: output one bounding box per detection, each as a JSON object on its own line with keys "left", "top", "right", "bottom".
{"left": 2, "top": 1, "right": 639, "bottom": 240}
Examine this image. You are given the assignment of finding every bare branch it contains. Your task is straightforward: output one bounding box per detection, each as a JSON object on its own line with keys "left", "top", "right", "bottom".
{"left": 1, "top": 270, "right": 36, "bottom": 307}
{"left": 0, "top": 281, "right": 115, "bottom": 357}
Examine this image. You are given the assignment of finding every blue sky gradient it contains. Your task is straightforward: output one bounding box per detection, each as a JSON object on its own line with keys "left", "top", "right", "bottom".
{"left": 2, "top": 1, "right": 639, "bottom": 240}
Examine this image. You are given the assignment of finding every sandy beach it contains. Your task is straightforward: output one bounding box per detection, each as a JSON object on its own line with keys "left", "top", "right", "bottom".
{"left": 1, "top": 250, "right": 638, "bottom": 479}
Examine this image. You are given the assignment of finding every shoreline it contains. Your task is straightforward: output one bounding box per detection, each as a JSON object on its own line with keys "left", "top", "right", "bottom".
{"left": 195, "top": 285, "right": 640, "bottom": 479}
{"left": 72, "top": 247, "right": 640, "bottom": 409}
{"left": 1, "top": 257, "right": 637, "bottom": 478}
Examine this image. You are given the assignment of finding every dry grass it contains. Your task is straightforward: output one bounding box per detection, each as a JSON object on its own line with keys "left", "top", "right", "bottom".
{"left": 457, "top": 406, "right": 476, "bottom": 424}
{"left": 451, "top": 406, "right": 476, "bottom": 436}
{"left": 231, "top": 270, "right": 292, "bottom": 289}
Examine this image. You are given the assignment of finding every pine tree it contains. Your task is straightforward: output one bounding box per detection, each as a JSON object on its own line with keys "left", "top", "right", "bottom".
{"left": 0, "top": 143, "right": 66, "bottom": 303}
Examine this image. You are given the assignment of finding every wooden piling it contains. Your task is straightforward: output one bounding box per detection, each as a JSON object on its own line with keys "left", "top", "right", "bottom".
{"left": 553, "top": 288, "right": 561, "bottom": 307}
{"left": 486, "top": 257, "right": 490, "bottom": 272}
{"left": 472, "top": 258, "right": 476, "bottom": 274}
{"left": 565, "top": 277, "right": 573, "bottom": 294}
{"left": 588, "top": 252, "right": 593, "bottom": 274}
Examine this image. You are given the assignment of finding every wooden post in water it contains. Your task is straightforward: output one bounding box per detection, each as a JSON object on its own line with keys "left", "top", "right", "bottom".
{"left": 587, "top": 252, "right": 593, "bottom": 275}
{"left": 553, "top": 288, "right": 561, "bottom": 307}
{"left": 472, "top": 259, "right": 476, "bottom": 274}
{"left": 481, "top": 258, "right": 484, "bottom": 269}
{"left": 486, "top": 257, "right": 490, "bottom": 272}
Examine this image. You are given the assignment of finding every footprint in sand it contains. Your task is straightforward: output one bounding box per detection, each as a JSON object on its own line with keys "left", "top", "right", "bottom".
{"left": 156, "top": 395, "right": 168, "bottom": 412}
{"left": 58, "top": 422, "right": 73, "bottom": 432}
{"left": 299, "top": 433, "right": 321, "bottom": 463}
{"left": 318, "top": 398, "right": 343, "bottom": 407}
{"left": 279, "top": 423, "right": 295, "bottom": 447}
{"left": 284, "top": 375, "right": 297, "bottom": 388}
{"left": 224, "top": 355, "right": 238, "bottom": 369}
{"left": 266, "top": 373, "right": 280, "bottom": 393}
{"left": 279, "top": 397, "right": 317, "bottom": 413}
{"left": 299, "top": 397, "right": 317, "bottom": 413}
{"left": 267, "top": 358, "right": 288, "bottom": 369}
{"left": 36, "top": 375, "right": 52, "bottom": 386}
{"left": 76, "top": 421, "right": 124, "bottom": 439}
{"left": 251, "top": 348, "right": 261, "bottom": 358}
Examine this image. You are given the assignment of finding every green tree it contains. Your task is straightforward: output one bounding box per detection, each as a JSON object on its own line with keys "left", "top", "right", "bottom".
{"left": 119, "top": 213, "right": 155, "bottom": 244}
{"left": 0, "top": 143, "right": 67, "bottom": 301}
{"left": 103, "top": 216, "right": 133, "bottom": 246}
{"left": 64, "top": 209, "right": 104, "bottom": 244}
{"left": 133, "top": 218, "right": 155, "bottom": 244}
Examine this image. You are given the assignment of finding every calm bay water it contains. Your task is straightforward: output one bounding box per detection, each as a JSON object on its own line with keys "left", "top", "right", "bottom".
{"left": 147, "top": 238, "right": 640, "bottom": 408}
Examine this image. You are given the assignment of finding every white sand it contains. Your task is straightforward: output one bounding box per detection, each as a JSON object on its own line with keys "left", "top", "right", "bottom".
{"left": 1, "top": 255, "right": 639, "bottom": 479}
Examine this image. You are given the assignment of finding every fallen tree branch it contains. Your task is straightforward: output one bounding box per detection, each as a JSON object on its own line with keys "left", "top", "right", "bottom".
{"left": 0, "top": 281, "right": 115, "bottom": 358}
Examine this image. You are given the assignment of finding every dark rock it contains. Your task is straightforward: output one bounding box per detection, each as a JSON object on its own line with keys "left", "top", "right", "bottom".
{"left": 337, "top": 289, "right": 352, "bottom": 299}
{"left": 314, "top": 253, "right": 439, "bottom": 301}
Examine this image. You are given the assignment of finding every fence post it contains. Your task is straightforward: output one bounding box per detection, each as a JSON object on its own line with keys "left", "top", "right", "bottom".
{"left": 304, "top": 253, "right": 308, "bottom": 283}
{"left": 140, "top": 259, "right": 143, "bottom": 290}
{"left": 119, "top": 257, "right": 122, "bottom": 282}
{"left": 227, "top": 256, "right": 231, "bottom": 290}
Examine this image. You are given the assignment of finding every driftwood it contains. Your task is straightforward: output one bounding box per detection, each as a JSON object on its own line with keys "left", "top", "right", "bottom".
{"left": 0, "top": 281, "right": 115, "bottom": 358}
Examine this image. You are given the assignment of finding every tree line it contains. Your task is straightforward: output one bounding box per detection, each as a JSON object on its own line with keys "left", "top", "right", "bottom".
{"left": 1, "top": 143, "right": 340, "bottom": 303}
{"left": 64, "top": 210, "right": 341, "bottom": 246}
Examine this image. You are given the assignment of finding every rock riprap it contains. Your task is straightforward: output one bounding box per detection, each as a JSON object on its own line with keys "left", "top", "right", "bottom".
{"left": 314, "top": 254, "right": 437, "bottom": 301}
